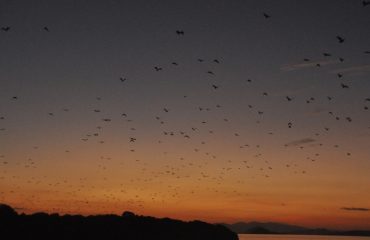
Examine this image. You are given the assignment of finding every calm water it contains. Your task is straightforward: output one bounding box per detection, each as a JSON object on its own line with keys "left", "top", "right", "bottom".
{"left": 238, "top": 235, "right": 370, "bottom": 240}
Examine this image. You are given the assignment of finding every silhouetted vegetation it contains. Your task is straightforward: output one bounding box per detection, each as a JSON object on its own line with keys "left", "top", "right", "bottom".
{"left": 0, "top": 204, "right": 238, "bottom": 240}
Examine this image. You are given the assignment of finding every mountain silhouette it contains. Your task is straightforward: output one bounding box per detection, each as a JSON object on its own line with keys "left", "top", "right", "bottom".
{"left": 221, "top": 221, "right": 370, "bottom": 236}
{"left": 0, "top": 204, "right": 238, "bottom": 240}
{"left": 222, "top": 221, "right": 308, "bottom": 233}
{"left": 245, "top": 226, "right": 276, "bottom": 234}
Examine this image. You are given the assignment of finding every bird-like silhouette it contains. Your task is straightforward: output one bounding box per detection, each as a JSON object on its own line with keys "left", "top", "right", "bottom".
{"left": 1, "top": 26, "right": 10, "bottom": 31}
{"left": 263, "top": 13, "right": 271, "bottom": 18}
{"left": 2, "top": 3, "right": 370, "bottom": 215}
{"left": 346, "top": 117, "right": 352, "bottom": 122}
{"left": 336, "top": 36, "right": 344, "bottom": 43}
{"left": 363, "top": 0, "right": 370, "bottom": 7}
{"left": 176, "top": 30, "right": 184, "bottom": 35}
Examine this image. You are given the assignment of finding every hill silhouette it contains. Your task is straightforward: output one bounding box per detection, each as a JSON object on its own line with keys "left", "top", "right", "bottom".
{"left": 222, "top": 221, "right": 370, "bottom": 236}
{"left": 222, "top": 221, "right": 308, "bottom": 233}
{"left": 0, "top": 204, "right": 238, "bottom": 240}
{"left": 244, "top": 226, "right": 276, "bottom": 234}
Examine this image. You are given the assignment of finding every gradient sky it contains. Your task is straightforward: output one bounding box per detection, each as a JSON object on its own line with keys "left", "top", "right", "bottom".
{"left": 1, "top": 0, "right": 370, "bottom": 230}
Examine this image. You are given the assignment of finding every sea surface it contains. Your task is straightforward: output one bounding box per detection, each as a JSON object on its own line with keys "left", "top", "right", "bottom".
{"left": 238, "top": 234, "right": 370, "bottom": 240}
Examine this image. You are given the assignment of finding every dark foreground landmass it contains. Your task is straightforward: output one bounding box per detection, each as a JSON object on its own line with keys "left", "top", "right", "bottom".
{"left": 222, "top": 221, "right": 370, "bottom": 237}
{"left": 0, "top": 204, "right": 238, "bottom": 240}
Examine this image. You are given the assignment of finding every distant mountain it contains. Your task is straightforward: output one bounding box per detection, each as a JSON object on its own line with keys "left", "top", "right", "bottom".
{"left": 244, "top": 226, "right": 277, "bottom": 234}
{"left": 221, "top": 221, "right": 370, "bottom": 236}
{"left": 0, "top": 204, "right": 238, "bottom": 240}
{"left": 222, "top": 221, "right": 308, "bottom": 234}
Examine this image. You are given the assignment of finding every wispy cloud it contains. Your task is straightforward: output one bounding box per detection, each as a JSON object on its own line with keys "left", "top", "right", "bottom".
{"left": 341, "top": 207, "right": 370, "bottom": 211}
{"left": 281, "top": 60, "right": 338, "bottom": 71}
{"left": 285, "top": 138, "right": 316, "bottom": 147}
{"left": 330, "top": 64, "right": 370, "bottom": 75}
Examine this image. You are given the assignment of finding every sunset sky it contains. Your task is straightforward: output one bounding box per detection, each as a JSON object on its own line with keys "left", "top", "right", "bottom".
{"left": 1, "top": 0, "right": 370, "bottom": 230}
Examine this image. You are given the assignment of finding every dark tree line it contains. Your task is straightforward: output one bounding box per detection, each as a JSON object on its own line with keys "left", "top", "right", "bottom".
{"left": 0, "top": 204, "right": 238, "bottom": 240}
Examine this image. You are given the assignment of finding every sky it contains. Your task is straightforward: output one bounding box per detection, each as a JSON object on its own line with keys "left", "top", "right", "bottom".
{"left": 1, "top": 0, "right": 370, "bottom": 230}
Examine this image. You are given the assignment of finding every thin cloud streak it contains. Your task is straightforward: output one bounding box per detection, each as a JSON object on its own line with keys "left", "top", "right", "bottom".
{"left": 341, "top": 207, "right": 370, "bottom": 211}
{"left": 330, "top": 64, "right": 370, "bottom": 74}
{"left": 284, "top": 138, "right": 316, "bottom": 147}
{"left": 281, "top": 60, "right": 338, "bottom": 71}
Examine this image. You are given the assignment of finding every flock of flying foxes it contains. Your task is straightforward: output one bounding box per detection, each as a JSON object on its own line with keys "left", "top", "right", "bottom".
{"left": 0, "top": 2, "right": 370, "bottom": 214}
